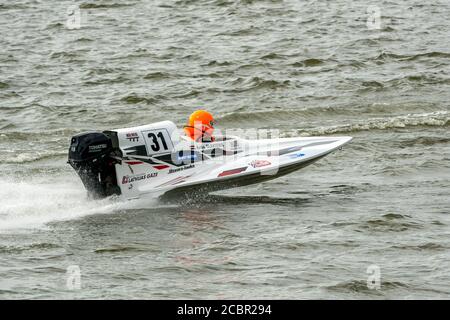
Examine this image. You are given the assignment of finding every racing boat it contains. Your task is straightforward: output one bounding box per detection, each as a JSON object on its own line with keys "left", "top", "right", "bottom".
{"left": 68, "top": 121, "right": 352, "bottom": 200}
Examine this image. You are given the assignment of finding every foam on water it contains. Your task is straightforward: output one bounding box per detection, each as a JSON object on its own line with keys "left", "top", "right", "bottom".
{"left": 0, "top": 176, "right": 162, "bottom": 231}
{"left": 0, "top": 151, "right": 68, "bottom": 164}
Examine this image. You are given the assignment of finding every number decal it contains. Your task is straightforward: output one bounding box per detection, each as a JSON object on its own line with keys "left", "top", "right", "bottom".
{"left": 148, "top": 133, "right": 160, "bottom": 151}
{"left": 157, "top": 131, "right": 168, "bottom": 150}
{"left": 142, "top": 129, "right": 174, "bottom": 155}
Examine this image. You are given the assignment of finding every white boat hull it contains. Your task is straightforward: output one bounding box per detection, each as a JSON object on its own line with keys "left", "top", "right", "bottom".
{"left": 68, "top": 121, "right": 352, "bottom": 200}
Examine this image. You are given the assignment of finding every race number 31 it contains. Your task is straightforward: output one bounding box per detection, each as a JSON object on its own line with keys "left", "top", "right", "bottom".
{"left": 142, "top": 129, "right": 173, "bottom": 155}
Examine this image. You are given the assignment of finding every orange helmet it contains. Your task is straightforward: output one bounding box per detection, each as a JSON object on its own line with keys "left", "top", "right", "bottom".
{"left": 184, "top": 110, "right": 215, "bottom": 142}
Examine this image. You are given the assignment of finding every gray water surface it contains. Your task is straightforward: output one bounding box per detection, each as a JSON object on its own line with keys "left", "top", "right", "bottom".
{"left": 0, "top": 0, "right": 449, "bottom": 299}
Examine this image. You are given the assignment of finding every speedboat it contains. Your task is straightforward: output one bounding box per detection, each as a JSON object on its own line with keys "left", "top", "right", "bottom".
{"left": 68, "top": 121, "right": 352, "bottom": 200}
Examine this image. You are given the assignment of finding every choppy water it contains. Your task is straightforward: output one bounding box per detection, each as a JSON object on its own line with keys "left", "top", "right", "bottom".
{"left": 0, "top": 0, "right": 449, "bottom": 299}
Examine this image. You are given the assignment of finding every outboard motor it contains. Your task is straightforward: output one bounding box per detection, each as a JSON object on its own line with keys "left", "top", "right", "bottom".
{"left": 68, "top": 132, "right": 121, "bottom": 199}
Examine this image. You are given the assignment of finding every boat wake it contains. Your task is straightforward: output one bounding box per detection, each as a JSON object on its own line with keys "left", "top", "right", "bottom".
{"left": 0, "top": 175, "right": 160, "bottom": 232}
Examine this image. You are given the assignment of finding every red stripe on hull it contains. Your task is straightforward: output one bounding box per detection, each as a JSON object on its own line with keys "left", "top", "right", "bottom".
{"left": 218, "top": 167, "right": 247, "bottom": 177}
{"left": 153, "top": 165, "right": 170, "bottom": 170}
{"left": 125, "top": 161, "right": 143, "bottom": 165}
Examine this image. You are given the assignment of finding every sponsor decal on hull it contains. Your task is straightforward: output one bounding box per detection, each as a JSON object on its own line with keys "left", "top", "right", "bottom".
{"left": 122, "top": 172, "right": 158, "bottom": 184}
{"left": 169, "top": 164, "right": 195, "bottom": 174}
{"left": 126, "top": 132, "right": 139, "bottom": 142}
{"left": 249, "top": 160, "right": 271, "bottom": 168}
{"left": 288, "top": 152, "right": 305, "bottom": 159}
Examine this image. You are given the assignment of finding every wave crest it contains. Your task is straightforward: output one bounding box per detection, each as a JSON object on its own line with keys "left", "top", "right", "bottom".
{"left": 304, "top": 112, "right": 448, "bottom": 135}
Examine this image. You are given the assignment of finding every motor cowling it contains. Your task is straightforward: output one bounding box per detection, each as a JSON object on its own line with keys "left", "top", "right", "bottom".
{"left": 68, "top": 132, "right": 120, "bottom": 199}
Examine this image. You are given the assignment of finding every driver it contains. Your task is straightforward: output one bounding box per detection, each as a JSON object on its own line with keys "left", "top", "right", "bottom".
{"left": 184, "top": 109, "right": 215, "bottom": 142}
